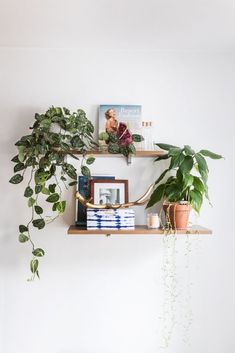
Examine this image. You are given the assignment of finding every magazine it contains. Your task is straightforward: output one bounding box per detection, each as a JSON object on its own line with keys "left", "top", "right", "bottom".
{"left": 99, "top": 105, "right": 142, "bottom": 136}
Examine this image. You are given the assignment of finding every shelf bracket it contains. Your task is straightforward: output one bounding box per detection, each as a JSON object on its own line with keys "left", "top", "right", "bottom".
{"left": 127, "top": 155, "right": 132, "bottom": 165}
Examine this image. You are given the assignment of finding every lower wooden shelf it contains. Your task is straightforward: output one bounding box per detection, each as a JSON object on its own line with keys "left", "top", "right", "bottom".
{"left": 68, "top": 225, "right": 212, "bottom": 235}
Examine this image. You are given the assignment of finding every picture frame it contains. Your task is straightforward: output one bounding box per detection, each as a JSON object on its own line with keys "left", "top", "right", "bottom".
{"left": 76, "top": 175, "right": 115, "bottom": 227}
{"left": 90, "top": 179, "right": 128, "bottom": 205}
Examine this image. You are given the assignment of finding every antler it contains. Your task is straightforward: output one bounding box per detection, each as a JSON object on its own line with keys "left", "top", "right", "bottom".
{"left": 76, "top": 183, "right": 154, "bottom": 209}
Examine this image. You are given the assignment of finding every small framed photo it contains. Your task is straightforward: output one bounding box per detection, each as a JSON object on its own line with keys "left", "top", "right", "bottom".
{"left": 90, "top": 179, "right": 128, "bottom": 205}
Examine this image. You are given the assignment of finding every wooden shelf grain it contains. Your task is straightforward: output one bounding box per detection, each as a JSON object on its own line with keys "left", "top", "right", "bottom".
{"left": 68, "top": 225, "right": 212, "bottom": 235}
{"left": 68, "top": 150, "right": 165, "bottom": 157}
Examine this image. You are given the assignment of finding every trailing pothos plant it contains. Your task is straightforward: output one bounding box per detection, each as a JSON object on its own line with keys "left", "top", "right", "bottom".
{"left": 9, "top": 107, "right": 97, "bottom": 280}
{"left": 147, "top": 143, "right": 223, "bottom": 212}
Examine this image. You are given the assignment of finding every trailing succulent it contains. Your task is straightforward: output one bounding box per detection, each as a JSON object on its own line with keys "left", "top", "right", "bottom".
{"left": 9, "top": 107, "right": 97, "bottom": 280}
{"left": 99, "top": 122, "right": 143, "bottom": 157}
{"left": 147, "top": 143, "right": 223, "bottom": 213}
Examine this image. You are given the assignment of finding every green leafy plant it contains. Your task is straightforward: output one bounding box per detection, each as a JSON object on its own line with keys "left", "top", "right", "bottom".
{"left": 99, "top": 122, "right": 144, "bottom": 157}
{"left": 147, "top": 143, "right": 223, "bottom": 213}
{"left": 10, "top": 107, "right": 97, "bottom": 280}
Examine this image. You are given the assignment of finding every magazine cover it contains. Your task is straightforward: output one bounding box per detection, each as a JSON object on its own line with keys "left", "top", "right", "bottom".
{"left": 99, "top": 105, "right": 142, "bottom": 136}
{"left": 76, "top": 175, "right": 115, "bottom": 227}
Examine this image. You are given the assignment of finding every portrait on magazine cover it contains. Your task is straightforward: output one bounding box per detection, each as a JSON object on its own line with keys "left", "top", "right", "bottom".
{"left": 99, "top": 105, "right": 142, "bottom": 136}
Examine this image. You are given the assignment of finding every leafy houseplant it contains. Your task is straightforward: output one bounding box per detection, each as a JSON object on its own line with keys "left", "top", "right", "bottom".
{"left": 10, "top": 107, "right": 97, "bottom": 280}
{"left": 147, "top": 143, "right": 223, "bottom": 230}
{"left": 99, "top": 122, "right": 143, "bottom": 157}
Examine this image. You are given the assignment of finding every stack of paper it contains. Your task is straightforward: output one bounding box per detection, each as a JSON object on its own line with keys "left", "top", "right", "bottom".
{"left": 87, "top": 209, "right": 135, "bottom": 230}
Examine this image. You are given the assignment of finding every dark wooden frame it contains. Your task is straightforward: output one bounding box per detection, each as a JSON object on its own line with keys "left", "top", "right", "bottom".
{"left": 90, "top": 179, "right": 128, "bottom": 204}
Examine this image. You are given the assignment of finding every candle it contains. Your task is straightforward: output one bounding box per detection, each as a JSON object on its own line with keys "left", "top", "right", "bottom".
{"left": 147, "top": 213, "right": 160, "bottom": 229}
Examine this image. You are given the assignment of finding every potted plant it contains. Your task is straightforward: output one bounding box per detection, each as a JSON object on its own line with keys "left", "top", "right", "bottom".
{"left": 9, "top": 106, "right": 98, "bottom": 279}
{"left": 147, "top": 143, "right": 223, "bottom": 230}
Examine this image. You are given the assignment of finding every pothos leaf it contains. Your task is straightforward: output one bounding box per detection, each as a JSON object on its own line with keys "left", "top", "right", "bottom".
{"left": 19, "top": 234, "right": 29, "bottom": 243}
{"left": 32, "top": 219, "right": 45, "bottom": 230}
{"left": 30, "top": 259, "right": 39, "bottom": 273}
{"left": 32, "top": 248, "right": 45, "bottom": 257}
{"left": 9, "top": 174, "right": 23, "bottom": 184}
{"left": 24, "top": 186, "right": 33, "bottom": 198}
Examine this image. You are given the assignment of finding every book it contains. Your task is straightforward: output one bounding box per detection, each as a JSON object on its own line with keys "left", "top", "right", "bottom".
{"left": 99, "top": 105, "right": 142, "bottom": 136}
{"left": 87, "top": 208, "right": 135, "bottom": 230}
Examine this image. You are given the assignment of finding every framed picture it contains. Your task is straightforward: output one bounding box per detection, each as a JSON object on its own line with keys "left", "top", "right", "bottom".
{"left": 99, "top": 105, "right": 142, "bottom": 135}
{"left": 76, "top": 175, "right": 115, "bottom": 227}
{"left": 90, "top": 179, "right": 128, "bottom": 205}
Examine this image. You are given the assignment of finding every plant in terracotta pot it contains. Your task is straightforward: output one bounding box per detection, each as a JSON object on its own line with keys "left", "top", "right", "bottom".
{"left": 147, "top": 143, "right": 223, "bottom": 230}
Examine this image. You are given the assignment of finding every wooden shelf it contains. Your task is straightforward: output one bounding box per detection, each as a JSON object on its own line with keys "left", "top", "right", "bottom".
{"left": 68, "top": 225, "right": 212, "bottom": 235}
{"left": 69, "top": 150, "right": 165, "bottom": 157}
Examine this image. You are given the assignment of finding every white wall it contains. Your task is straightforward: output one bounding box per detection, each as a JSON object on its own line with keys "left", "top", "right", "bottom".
{"left": 0, "top": 49, "right": 235, "bottom": 353}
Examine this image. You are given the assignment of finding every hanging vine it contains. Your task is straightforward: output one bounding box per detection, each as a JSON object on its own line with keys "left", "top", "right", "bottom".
{"left": 9, "top": 107, "right": 97, "bottom": 280}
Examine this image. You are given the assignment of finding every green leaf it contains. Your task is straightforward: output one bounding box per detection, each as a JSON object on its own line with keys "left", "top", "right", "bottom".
{"left": 132, "top": 134, "right": 144, "bottom": 142}
{"left": 46, "top": 193, "right": 60, "bottom": 203}
{"left": 86, "top": 156, "right": 95, "bottom": 165}
{"left": 35, "top": 185, "right": 42, "bottom": 194}
{"left": 81, "top": 166, "right": 91, "bottom": 178}
{"left": 18, "top": 146, "right": 26, "bottom": 162}
{"left": 49, "top": 184, "right": 56, "bottom": 193}
{"left": 154, "top": 154, "right": 170, "bottom": 162}
{"left": 147, "top": 184, "right": 165, "bottom": 208}
{"left": 32, "top": 248, "right": 45, "bottom": 257}
{"left": 195, "top": 153, "right": 209, "bottom": 173}
{"left": 14, "top": 162, "right": 25, "bottom": 173}
{"left": 109, "top": 134, "right": 118, "bottom": 143}
{"left": 193, "top": 176, "right": 205, "bottom": 194}
{"left": 190, "top": 189, "right": 203, "bottom": 213}
{"left": 9, "top": 174, "right": 23, "bottom": 184}
{"left": 169, "top": 153, "right": 184, "bottom": 169}
{"left": 128, "top": 143, "right": 136, "bottom": 155}
{"left": 28, "top": 197, "right": 36, "bottom": 207}
{"left": 182, "top": 174, "right": 194, "bottom": 189}
{"left": 24, "top": 186, "right": 33, "bottom": 198}
{"left": 69, "top": 181, "right": 78, "bottom": 186}
{"left": 199, "top": 150, "right": 223, "bottom": 159}
{"left": 108, "top": 143, "right": 120, "bottom": 154}
{"left": 11, "top": 155, "right": 20, "bottom": 163}
{"left": 165, "top": 183, "right": 182, "bottom": 202}
{"left": 19, "top": 233, "right": 29, "bottom": 243}
{"left": 179, "top": 155, "right": 194, "bottom": 174}
{"left": 41, "top": 186, "right": 50, "bottom": 195}
{"left": 168, "top": 147, "right": 182, "bottom": 156}
{"left": 34, "top": 170, "right": 50, "bottom": 185}
{"left": 32, "top": 219, "right": 45, "bottom": 230}
{"left": 52, "top": 202, "right": 59, "bottom": 211}
{"left": 19, "top": 225, "right": 28, "bottom": 233}
{"left": 155, "top": 169, "right": 169, "bottom": 185}
{"left": 50, "top": 164, "right": 56, "bottom": 176}
{"left": 63, "top": 163, "right": 77, "bottom": 180}
{"left": 30, "top": 259, "right": 39, "bottom": 273}
{"left": 35, "top": 205, "right": 43, "bottom": 215}
{"left": 56, "top": 201, "right": 66, "bottom": 214}
{"left": 71, "top": 135, "right": 84, "bottom": 148}
{"left": 184, "top": 145, "right": 195, "bottom": 156}
{"left": 156, "top": 143, "right": 179, "bottom": 151}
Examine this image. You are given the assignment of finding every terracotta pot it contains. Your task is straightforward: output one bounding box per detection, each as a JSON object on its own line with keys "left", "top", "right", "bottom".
{"left": 163, "top": 203, "right": 192, "bottom": 230}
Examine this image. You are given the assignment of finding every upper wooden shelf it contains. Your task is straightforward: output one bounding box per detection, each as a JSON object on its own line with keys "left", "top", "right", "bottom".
{"left": 68, "top": 225, "right": 212, "bottom": 235}
{"left": 69, "top": 150, "right": 165, "bottom": 157}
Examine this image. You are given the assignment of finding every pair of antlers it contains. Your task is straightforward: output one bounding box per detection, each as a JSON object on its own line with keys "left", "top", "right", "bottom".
{"left": 76, "top": 183, "right": 154, "bottom": 209}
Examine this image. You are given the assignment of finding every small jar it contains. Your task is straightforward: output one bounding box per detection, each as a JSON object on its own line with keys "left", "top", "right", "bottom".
{"left": 147, "top": 213, "right": 160, "bottom": 229}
